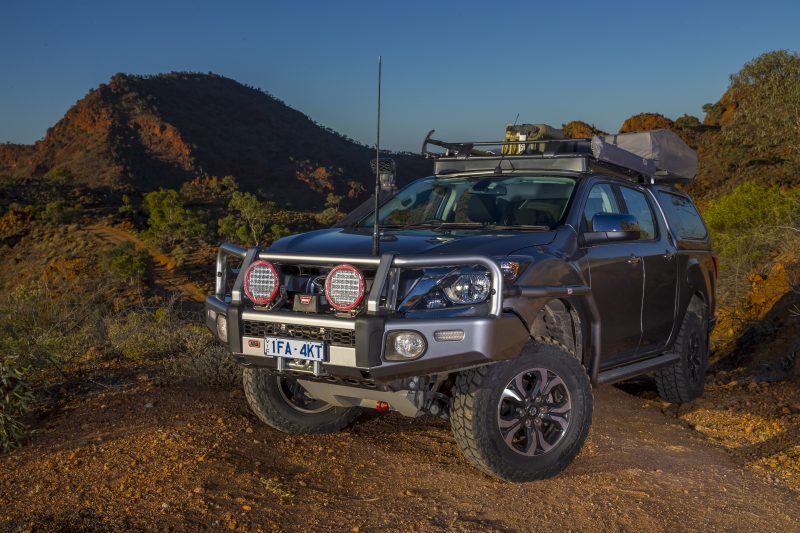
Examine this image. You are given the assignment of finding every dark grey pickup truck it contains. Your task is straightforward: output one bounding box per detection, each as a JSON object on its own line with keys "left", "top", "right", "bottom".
{"left": 205, "top": 126, "right": 716, "bottom": 481}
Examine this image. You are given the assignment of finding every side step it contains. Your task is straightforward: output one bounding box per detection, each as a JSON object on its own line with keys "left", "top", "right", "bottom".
{"left": 596, "top": 353, "right": 679, "bottom": 385}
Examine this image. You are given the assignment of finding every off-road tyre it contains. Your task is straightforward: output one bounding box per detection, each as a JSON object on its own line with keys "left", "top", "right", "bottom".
{"left": 655, "top": 296, "right": 709, "bottom": 404}
{"left": 450, "top": 340, "right": 593, "bottom": 481}
{"left": 243, "top": 368, "right": 359, "bottom": 434}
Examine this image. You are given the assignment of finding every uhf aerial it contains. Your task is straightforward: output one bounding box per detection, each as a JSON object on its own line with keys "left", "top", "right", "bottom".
{"left": 371, "top": 55, "right": 396, "bottom": 257}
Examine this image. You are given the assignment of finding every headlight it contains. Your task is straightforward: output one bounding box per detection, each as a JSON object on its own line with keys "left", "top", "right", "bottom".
{"left": 442, "top": 270, "right": 491, "bottom": 305}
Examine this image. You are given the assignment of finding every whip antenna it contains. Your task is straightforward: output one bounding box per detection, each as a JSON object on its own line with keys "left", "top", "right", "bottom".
{"left": 372, "top": 55, "right": 383, "bottom": 256}
{"left": 369, "top": 56, "right": 396, "bottom": 256}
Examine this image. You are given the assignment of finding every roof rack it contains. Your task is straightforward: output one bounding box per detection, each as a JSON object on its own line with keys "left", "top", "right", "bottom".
{"left": 421, "top": 129, "right": 697, "bottom": 184}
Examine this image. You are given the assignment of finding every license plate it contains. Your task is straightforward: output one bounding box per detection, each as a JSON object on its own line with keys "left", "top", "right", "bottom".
{"left": 264, "top": 336, "right": 325, "bottom": 361}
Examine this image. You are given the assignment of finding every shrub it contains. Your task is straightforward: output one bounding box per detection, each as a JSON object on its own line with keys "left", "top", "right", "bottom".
{"left": 722, "top": 50, "right": 800, "bottom": 160}
{"left": 105, "top": 304, "right": 184, "bottom": 360}
{"left": 675, "top": 114, "right": 701, "bottom": 129}
{"left": 99, "top": 241, "right": 151, "bottom": 285}
{"left": 40, "top": 200, "right": 82, "bottom": 225}
{"left": 180, "top": 175, "right": 239, "bottom": 204}
{"left": 0, "top": 356, "right": 34, "bottom": 453}
{"left": 704, "top": 182, "right": 800, "bottom": 262}
{"left": 166, "top": 326, "right": 240, "bottom": 388}
{"left": 0, "top": 281, "right": 102, "bottom": 371}
{"left": 703, "top": 182, "right": 800, "bottom": 325}
{"left": 142, "top": 189, "right": 207, "bottom": 249}
{"left": 218, "top": 191, "right": 277, "bottom": 245}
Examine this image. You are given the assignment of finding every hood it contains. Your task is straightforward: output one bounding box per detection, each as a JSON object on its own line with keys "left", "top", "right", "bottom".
{"left": 269, "top": 227, "right": 557, "bottom": 257}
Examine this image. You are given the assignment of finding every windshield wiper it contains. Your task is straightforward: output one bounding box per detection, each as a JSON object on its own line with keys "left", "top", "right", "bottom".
{"left": 484, "top": 224, "right": 550, "bottom": 231}
{"left": 432, "top": 222, "right": 551, "bottom": 231}
{"left": 377, "top": 223, "right": 443, "bottom": 230}
{"left": 376, "top": 222, "right": 550, "bottom": 231}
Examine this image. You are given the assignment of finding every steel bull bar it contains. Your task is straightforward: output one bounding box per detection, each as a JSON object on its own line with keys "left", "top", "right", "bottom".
{"left": 205, "top": 244, "right": 595, "bottom": 381}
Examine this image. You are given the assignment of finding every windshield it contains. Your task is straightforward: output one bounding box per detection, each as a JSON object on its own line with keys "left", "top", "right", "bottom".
{"left": 360, "top": 175, "right": 576, "bottom": 229}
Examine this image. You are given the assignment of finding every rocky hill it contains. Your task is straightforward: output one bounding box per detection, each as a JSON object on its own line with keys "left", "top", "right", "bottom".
{"left": 0, "top": 72, "right": 431, "bottom": 207}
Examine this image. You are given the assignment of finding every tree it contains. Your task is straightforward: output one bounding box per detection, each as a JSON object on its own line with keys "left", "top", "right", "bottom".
{"left": 722, "top": 50, "right": 800, "bottom": 160}
{"left": 142, "top": 189, "right": 206, "bottom": 249}
{"left": 675, "top": 114, "right": 701, "bottom": 129}
{"left": 315, "top": 193, "right": 343, "bottom": 226}
{"left": 218, "top": 191, "right": 276, "bottom": 246}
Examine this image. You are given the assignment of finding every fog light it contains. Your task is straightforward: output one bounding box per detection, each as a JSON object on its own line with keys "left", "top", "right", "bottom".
{"left": 385, "top": 331, "right": 427, "bottom": 361}
{"left": 434, "top": 329, "right": 465, "bottom": 342}
{"left": 216, "top": 314, "right": 228, "bottom": 343}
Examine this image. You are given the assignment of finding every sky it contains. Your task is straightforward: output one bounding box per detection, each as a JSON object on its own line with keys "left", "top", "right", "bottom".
{"left": 2, "top": 0, "right": 800, "bottom": 152}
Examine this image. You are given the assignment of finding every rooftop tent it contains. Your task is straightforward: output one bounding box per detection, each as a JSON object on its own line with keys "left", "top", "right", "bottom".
{"left": 591, "top": 129, "right": 697, "bottom": 183}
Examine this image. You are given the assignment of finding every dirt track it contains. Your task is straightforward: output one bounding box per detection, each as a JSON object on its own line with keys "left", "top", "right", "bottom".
{"left": 86, "top": 224, "right": 206, "bottom": 302}
{"left": 1, "top": 377, "right": 798, "bottom": 532}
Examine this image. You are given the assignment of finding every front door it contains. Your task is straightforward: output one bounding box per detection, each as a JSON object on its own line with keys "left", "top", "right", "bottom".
{"left": 618, "top": 185, "right": 678, "bottom": 355}
{"left": 580, "top": 183, "right": 644, "bottom": 366}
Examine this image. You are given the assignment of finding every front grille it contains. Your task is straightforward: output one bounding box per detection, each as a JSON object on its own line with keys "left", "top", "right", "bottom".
{"left": 242, "top": 320, "right": 356, "bottom": 348}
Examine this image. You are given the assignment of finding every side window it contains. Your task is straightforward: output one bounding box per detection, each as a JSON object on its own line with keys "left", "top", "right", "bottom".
{"left": 657, "top": 191, "right": 708, "bottom": 240}
{"left": 619, "top": 186, "right": 656, "bottom": 240}
{"left": 583, "top": 183, "right": 620, "bottom": 231}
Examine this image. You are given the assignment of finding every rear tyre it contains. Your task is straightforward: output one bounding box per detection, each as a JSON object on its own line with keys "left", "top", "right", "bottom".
{"left": 243, "top": 368, "right": 359, "bottom": 434}
{"left": 655, "top": 297, "right": 709, "bottom": 404}
{"left": 450, "top": 341, "right": 593, "bottom": 481}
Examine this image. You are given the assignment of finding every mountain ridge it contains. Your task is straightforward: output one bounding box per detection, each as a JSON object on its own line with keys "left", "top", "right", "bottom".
{"left": 0, "top": 72, "right": 430, "bottom": 207}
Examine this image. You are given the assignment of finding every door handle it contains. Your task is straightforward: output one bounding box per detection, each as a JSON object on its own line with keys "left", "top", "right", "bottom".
{"left": 664, "top": 250, "right": 676, "bottom": 261}
{"left": 627, "top": 254, "right": 642, "bottom": 265}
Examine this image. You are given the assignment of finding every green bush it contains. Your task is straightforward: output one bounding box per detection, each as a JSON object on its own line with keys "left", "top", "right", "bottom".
{"left": 704, "top": 182, "right": 800, "bottom": 261}
{"left": 40, "top": 200, "right": 82, "bottom": 225}
{"left": 0, "top": 281, "right": 101, "bottom": 370}
{"left": 218, "top": 191, "right": 276, "bottom": 245}
{"left": 142, "top": 189, "right": 207, "bottom": 249}
{"left": 675, "top": 114, "right": 701, "bottom": 129}
{"left": 99, "top": 241, "right": 151, "bottom": 285}
{"left": 0, "top": 356, "right": 34, "bottom": 453}
{"left": 723, "top": 50, "right": 800, "bottom": 160}
{"left": 105, "top": 305, "right": 184, "bottom": 360}
{"left": 703, "top": 182, "right": 800, "bottom": 320}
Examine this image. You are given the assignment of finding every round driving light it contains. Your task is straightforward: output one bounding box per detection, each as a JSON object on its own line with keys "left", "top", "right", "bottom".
{"left": 216, "top": 314, "right": 228, "bottom": 343}
{"left": 385, "top": 331, "right": 427, "bottom": 361}
{"left": 244, "top": 260, "right": 280, "bottom": 305}
{"left": 325, "top": 264, "right": 365, "bottom": 311}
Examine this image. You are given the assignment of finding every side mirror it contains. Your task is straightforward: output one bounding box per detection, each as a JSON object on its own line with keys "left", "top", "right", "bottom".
{"left": 583, "top": 213, "right": 640, "bottom": 245}
{"left": 371, "top": 158, "right": 396, "bottom": 191}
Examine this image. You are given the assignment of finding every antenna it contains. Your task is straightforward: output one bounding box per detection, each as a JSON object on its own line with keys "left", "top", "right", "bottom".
{"left": 372, "top": 55, "right": 382, "bottom": 257}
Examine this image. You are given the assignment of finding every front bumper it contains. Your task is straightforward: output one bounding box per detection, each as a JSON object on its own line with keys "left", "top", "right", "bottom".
{"left": 206, "top": 294, "right": 530, "bottom": 382}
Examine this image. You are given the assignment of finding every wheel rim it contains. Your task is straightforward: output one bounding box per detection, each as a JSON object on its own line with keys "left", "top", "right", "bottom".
{"left": 496, "top": 367, "right": 572, "bottom": 456}
{"left": 686, "top": 330, "right": 703, "bottom": 384}
{"left": 276, "top": 376, "right": 333, "bottom": 414}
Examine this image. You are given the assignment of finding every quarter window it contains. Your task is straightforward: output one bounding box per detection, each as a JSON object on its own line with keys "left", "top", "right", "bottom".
{"left": 619, "top": 186, "right": 656, "bottom": 240}
{"left": 657, "top": 191, "right": 708, "bottom": 240}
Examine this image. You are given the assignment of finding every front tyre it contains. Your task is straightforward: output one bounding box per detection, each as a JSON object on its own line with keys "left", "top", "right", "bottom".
{"left": 243, "top": 368, "right": 359, "bottom": 434}
{"left": 450, "top": 341, "right": 593, "bottom": 481}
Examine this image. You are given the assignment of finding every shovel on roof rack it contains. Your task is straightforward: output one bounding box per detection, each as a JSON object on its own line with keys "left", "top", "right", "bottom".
{"left": 421, "top": 130, "right": 495, "bottom": 159}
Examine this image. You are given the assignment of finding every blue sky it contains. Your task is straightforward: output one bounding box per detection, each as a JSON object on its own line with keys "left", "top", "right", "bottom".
{"left": 2, "top": 0, "right": 799, "bottom": 152}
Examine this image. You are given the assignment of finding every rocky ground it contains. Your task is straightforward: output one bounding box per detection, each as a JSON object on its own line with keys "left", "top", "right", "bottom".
{"left": 1, "top": 367, "right": 798, "bottom": 532}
